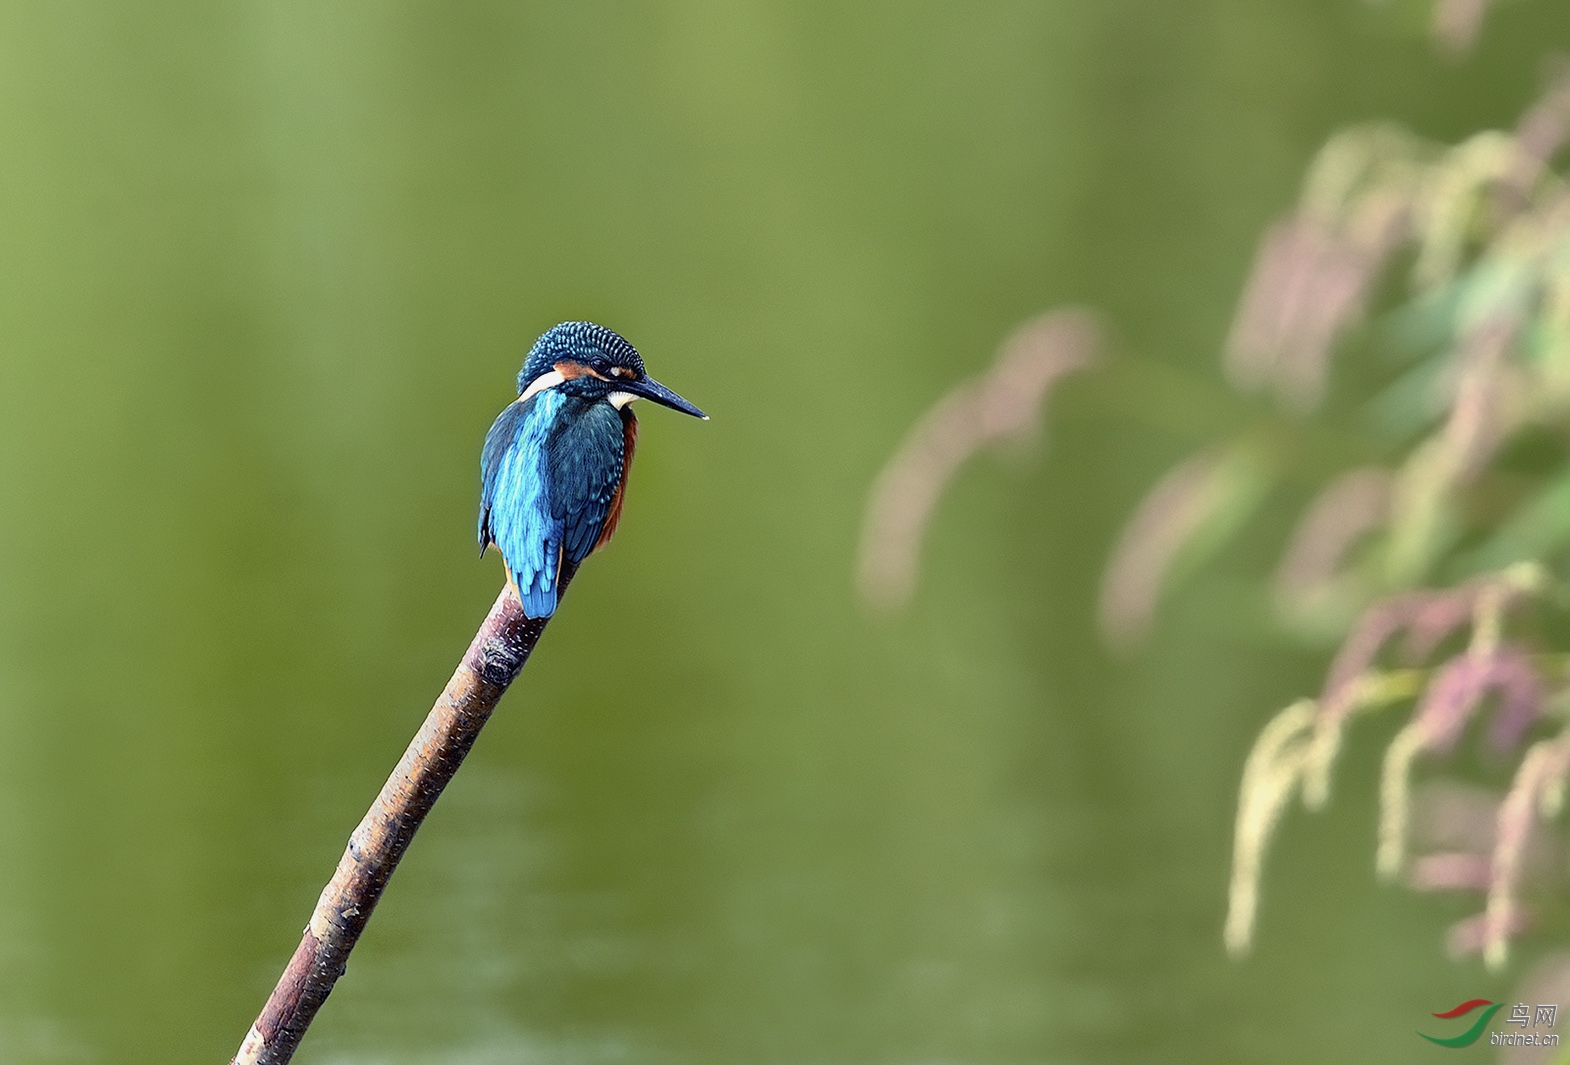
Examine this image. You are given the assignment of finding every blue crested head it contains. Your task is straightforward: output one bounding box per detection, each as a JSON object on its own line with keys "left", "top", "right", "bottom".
{"left": 514, "top": 321, "right": 707, "bottom": 419}
{"left": 517, "top": 321, "right": 644, "bottom": 395}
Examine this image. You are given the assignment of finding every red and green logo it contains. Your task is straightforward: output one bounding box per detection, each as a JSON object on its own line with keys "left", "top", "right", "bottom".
{"left": 1419, "top": 1000, "right": 1503, "bottom": 1048}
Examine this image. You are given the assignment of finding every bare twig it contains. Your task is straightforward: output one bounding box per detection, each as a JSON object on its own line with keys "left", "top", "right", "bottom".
{"left": 230, "top": 572, "right": 572, "bottom": 1065}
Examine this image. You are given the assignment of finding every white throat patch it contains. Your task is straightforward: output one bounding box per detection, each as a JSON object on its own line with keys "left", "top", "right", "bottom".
{"left": 608, "top": 391, "right": 637, "bottom": 409}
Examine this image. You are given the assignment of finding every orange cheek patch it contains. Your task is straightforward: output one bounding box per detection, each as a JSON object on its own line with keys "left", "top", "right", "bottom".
{"left": 554, "top": 361, "right": 608, "bottom": 382}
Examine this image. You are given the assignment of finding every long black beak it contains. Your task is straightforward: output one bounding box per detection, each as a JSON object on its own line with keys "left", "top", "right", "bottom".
{"left": 625, "top": 374, "right": 708, "bottom": 419}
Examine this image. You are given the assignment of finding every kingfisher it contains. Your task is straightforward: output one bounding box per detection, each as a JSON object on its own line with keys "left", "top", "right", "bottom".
{"left": 479, "top": 322, "right": 706, "bottom": 618}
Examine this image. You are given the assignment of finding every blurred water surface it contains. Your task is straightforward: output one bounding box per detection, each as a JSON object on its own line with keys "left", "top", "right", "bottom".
{"left": 2, "top": 2, "right": 1569, "bottom": 1062}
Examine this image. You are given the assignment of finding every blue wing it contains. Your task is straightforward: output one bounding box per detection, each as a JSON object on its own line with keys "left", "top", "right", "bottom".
{"left": 478, "top": 393, "right": 626, "bottom": 618}
{"left": 549, "top": 401, "right": 626, "bottom": 568}
{"left": 478, "top": 397, "right": 529, "bottom": 553}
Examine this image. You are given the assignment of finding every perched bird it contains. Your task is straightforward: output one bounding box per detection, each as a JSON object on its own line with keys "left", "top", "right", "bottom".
{"left": 479, "top": 322, "right": 706, "bottom": 617}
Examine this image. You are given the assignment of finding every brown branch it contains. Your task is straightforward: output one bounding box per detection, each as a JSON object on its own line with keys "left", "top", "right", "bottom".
{"left": 230, "top": 570, "right": 572, "bottom": 1065}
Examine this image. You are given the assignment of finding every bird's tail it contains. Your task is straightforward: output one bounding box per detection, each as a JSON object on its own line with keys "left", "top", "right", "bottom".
{"left": 515, "top": 579, "right": 557, "bottom": 618}
{"left": 509, "top": 544, "right": 561, "bottom": 618}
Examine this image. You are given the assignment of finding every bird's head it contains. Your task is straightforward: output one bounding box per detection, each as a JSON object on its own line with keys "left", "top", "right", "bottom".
{"left": 517, "top": 322, "right": 707, "bottom": 419}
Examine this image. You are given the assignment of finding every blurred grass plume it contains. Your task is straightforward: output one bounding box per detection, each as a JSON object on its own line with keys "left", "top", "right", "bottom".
{"left": 856, "top": 311, "right": 1098, "bottom": 612}
{"left": 858, "top": 33, "right": 1570, "bottom": 990}
{"left": 1210, "top": 62, "right": 1570, "bottom": 972}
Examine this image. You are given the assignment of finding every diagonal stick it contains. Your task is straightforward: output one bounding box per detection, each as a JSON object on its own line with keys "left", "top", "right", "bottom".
{"left": 230, "top": 572, "right": 571, "bottom": 1065}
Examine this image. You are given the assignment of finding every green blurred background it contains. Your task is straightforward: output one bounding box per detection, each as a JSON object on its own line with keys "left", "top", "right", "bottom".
{"left": 1, "top": 2, "right": 1567, "bottom": 1062}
